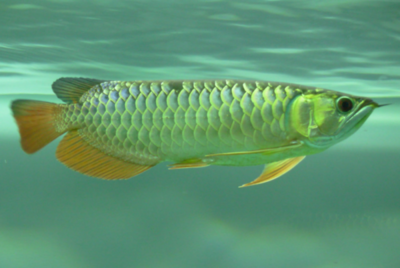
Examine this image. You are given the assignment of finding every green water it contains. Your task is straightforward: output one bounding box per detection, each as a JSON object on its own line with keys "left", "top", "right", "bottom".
{"left": 1, "top": 1, "right": 400, "bottom": 267}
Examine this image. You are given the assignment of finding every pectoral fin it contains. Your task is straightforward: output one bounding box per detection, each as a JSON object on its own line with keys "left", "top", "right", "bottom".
{"left": 239, "top": 156, "right": 305, "bottom": 188}
{"left": 206, "top": 141, "right": 303, "bottom": 158}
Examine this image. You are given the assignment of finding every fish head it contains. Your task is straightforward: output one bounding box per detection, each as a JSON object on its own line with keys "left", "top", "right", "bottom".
{"left": 290, "top": 90, "right": 378, "bottom": 149}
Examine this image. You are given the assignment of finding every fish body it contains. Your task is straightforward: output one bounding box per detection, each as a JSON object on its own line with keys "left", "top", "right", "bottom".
{"left": 11, "top": 78, "right": 378, "bottom": 187}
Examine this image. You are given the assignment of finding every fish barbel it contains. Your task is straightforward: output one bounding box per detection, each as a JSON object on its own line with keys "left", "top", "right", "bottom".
{"left": 11, "top": 78, "right": 379, "bottom": 187}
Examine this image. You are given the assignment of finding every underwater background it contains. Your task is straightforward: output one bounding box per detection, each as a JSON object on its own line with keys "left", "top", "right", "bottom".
{"left": 1, "top": 0, "right": 400, "bottom": 267}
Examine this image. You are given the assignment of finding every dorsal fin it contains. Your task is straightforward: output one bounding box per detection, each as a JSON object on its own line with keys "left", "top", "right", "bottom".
{"left": 52, "top": 77, "right": 107, "bottom": 103}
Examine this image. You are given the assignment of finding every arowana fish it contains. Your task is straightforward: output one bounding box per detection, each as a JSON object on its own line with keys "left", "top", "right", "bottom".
{"left": 11, "top": 78, "right": 379, "bottom": 187}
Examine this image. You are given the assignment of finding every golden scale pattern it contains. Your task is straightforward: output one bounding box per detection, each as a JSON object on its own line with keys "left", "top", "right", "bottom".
{"left": 61, "top": 80, "right": 302, "bottom": 163}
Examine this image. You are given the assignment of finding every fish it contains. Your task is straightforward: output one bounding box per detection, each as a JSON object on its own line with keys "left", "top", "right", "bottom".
{"left": 10, "top": 78, "right": 379, "bottom": 187}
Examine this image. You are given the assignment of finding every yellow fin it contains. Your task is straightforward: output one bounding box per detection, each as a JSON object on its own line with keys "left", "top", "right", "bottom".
{"left": 56, "top": 131, "right": 152, "bottom": 179}
{"left": 206, "top": 141, "right": 303, "bottom": 158}
{"left": 169, "top": 158, "right": 209, "bottom": 170}
{"left": 52, "top": 77, "right": 106, "bottom": 103}
{"left": 11, "top": 100, "right": 66, "bottom": 154}
{"left": 239, "top": 156, "right": 305, "bottom": 188}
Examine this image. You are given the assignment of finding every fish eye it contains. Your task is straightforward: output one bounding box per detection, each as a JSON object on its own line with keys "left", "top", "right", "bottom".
{"left": 337, "top": 97, "right": 354, "bottom": 113}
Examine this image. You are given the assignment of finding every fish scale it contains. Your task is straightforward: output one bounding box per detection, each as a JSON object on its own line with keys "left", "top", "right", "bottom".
{"left": 61, "top": 80, "right": 300, "bottom": 165}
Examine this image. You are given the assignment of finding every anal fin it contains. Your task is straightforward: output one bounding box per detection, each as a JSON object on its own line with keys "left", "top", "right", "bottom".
{"left": 240, "top": 156, "right": 305, "bottom": 188}
{"left": 56, "top": 131, "right": 152, "bottom": 179}
{"left": 168, "top": 158, "right": 209, "bottom": 170}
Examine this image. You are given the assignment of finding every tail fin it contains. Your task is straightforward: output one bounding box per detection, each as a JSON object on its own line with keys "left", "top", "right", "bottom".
{"left": 11, "top": 100, "right": 67, "bottom": 154}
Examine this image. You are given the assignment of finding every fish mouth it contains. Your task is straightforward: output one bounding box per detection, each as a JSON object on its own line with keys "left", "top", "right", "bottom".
{"left": 359, "top": 98, "right": 379, "bottom": 109}
{"left": 336, "top": 98, "right": 377, "bottom": 137}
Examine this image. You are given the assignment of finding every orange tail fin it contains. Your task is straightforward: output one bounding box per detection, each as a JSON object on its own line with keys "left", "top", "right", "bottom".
{"left": 11, "top": 100, "right": 67, "bottom": 154}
